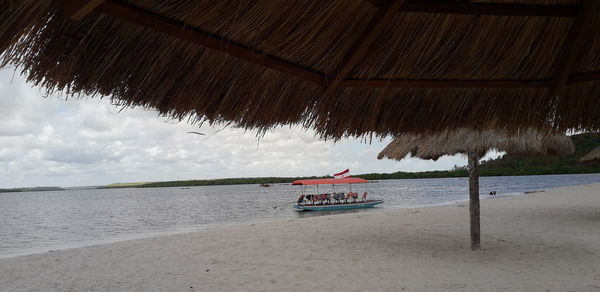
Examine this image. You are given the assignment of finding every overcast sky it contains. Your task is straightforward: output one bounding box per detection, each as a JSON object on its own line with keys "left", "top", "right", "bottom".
{"left": 0, "top": 68, "right": 484, "bottom": 188}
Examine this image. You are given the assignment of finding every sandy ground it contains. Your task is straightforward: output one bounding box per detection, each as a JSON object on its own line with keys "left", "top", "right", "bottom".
{"left": 1, "top": 183, "right": 599, "bottom": 292}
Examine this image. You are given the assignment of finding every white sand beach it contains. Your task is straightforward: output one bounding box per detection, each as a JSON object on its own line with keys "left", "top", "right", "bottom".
{"left": 1, "top": 183, "right": 599, "bottom": 292}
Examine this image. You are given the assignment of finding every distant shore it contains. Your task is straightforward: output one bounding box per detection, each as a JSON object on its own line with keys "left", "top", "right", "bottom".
{"left": 103, "top": 170, "right": 600, "bottom": 189}
{"left": 1, "top": 182, "right": 599, "bottom": 291}
{"left": 0, "top": 186, "right": 65, "bottom": 193}
{"left": 3, "top": 171, "right": 600, "bottom": 192}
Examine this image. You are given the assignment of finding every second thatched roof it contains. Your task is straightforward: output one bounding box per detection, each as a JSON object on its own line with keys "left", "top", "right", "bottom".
{"left": 377, "top": 129, "right": 575, "bottom": 161}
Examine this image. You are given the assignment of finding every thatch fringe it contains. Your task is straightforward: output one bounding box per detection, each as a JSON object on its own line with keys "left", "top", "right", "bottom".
{"left": 580, "top": 146, "right": 600, "bottom": 162}
{"left": 377, "top": 128, "right": 575, "bottom": 160}
{"left": 1, "top": 0, "right": 599, "bottom": 139}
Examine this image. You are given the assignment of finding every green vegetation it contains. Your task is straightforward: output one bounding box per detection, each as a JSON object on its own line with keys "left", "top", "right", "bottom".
{"left": 0, "top": 189, "right": 22, "bottom": 193}
{"left": 477, "top": 133, "right": 600, "bottom": 176}
{"left": 137, "top": 176, "right": 329, "bottom": 188}
{"left": 358, "top": 169, "right": 468, "bottom": 180}
{"left": 100, "top": 182, "right": 151, "bottom": 189}
{"left": 0, "top": 187, "right": 64, "bottom": 193}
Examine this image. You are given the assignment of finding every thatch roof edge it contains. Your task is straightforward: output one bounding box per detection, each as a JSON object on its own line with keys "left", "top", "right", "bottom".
{"left": 378, "top": 129, "right": 574, "bottom": 161}
{"left": 580, "top": 146, "right": 600, "bottom": 162}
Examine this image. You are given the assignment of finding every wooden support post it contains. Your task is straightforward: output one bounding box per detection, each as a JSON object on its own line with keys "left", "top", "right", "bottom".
{"left": 323, "top": 0, "right": 407, "bottom": 95}
{"left": 550, "top": 0, "right": 599, "bottom": 96}
{"left": 61, "top": 0, "right": 105, "bottom": 20}
{"left": 467, "top": 153, "right": 481, "bottom": 250}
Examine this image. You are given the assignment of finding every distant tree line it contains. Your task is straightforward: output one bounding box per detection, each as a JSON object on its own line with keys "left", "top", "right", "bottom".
{"left": 0, "top": 187, "right": 64, "bottom": 193}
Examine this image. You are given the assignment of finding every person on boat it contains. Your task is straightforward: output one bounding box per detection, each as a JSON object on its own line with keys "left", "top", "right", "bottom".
{"left": 297, "top": 194, "right": 305, "bottom": 205}
{"left": 311, "top": 194, "right": 318, "bottom": 205}
{"left": 345, "top": 192, "right": 352, "bottom": 204}
{"left": 362, "top": 192, "right": 368, "bottom": 202}
{"left": 333, "top": 193, "right": 342, "bottom": 204}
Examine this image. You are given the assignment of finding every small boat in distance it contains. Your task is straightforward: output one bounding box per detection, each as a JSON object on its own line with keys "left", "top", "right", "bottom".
{"left": 260, "top": 183, "right": 272, "bottom": 187}
{"left": 292, "top": 177, "right": 383, "bottom": 211}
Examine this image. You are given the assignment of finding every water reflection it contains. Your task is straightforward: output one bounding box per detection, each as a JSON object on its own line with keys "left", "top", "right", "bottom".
{"left": 293, "top": 207, "right": 380, "bottom": 218}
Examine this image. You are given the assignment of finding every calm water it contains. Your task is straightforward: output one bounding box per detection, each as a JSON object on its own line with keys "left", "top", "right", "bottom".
{"left": 1, "top": 173, "right": 600, "bottom": 258}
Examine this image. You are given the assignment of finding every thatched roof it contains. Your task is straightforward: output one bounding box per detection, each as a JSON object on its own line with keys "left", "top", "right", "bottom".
{"left": 377, "top": 128, "right": 575, "bottom": 160}
{"left": 580, "top": 146, "right": 600, "bottom": 162}
{"left": 1, "top": 0, "right": 600, "bottom": 139}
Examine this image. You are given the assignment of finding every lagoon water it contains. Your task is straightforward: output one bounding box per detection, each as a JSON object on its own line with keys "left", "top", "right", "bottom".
{"left": 1, "top": 173, "right": 600, "bottom": 258}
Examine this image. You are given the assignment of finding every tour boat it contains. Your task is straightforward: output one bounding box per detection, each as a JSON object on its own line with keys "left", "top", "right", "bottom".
{"left": 292, "top": 177, "right": 383, "bottom": 211}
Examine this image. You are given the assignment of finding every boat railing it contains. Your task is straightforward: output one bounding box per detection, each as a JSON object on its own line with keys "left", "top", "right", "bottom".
{"left": 296, "top": 192, "right": 369, "bottom": 206}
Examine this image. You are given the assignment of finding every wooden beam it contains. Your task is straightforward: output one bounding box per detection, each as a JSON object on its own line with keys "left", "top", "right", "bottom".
{"left": 568, "top": 72, "right": 600, "bottom": 84}
{"left": 339, "top": 79, "right": 550, "bottom": 88}
{"left": 64, "top": 0, "right": 600, "bottom": 91}
{"left": 338, "top": 71, "right": 600, "bottom": 89}
{"left": 61, "top": 0, "right": 105, "bottom": 20}
{"left": 368, "top": 0, "right": 578, "bottom": 17}
{"left": 323, "top": 0, "right": 407, "bottom": 95}
{"left": 550, "top": 0, "right": 600, "bottom": 96}
{"left": 95, "top": 0, "right": 326, "bottom": 86}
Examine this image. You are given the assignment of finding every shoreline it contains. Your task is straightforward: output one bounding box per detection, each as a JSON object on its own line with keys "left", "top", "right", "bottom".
{"left": 0, "top": 183, "right": 544, "bottom": 260}
{"left": 0, "top": 181, "right": 581, "bottom": 260}
{"left": 2, "top": 182, "right": 600, "bottom": 291}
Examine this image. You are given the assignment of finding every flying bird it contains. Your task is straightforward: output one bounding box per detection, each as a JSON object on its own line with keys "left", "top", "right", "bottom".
{"left": 187, "top": 131, "right": 205, "bottom": 135}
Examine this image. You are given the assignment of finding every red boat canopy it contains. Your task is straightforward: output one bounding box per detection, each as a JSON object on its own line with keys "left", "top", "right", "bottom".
{"left": 291, "top": 177, "right": 368, "bottom": 185}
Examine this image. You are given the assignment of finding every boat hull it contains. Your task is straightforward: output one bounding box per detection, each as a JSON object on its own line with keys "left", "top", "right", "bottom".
{"left": 293, "top": 200, "right": 383, "bottom": 211}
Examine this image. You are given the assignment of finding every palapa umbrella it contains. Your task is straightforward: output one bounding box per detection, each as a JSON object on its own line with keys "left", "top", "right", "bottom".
{"left": 580, "top": 146, "right": 600, "bottom": 162}
{"left": 377, "top": 129, "right": 574, "bottom": 250}
{"left": 1, "top": 0, "right": 600, "bottom": 139}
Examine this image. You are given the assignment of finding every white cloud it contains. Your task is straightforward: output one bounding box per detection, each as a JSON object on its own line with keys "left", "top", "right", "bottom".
{"left": 0, "top": 68, "right": 469, "bottom": 188}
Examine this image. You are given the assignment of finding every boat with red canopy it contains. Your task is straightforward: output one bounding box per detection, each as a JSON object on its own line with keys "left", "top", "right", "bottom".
{"left": 292, "top": 177, "right": 383, "bottom": 211}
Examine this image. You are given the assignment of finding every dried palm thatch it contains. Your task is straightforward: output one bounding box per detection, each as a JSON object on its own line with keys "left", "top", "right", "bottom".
{"left": 377, "top": 128, "right": 575, "bottom": 160}
{"left": 1, "top": 0, "right": 600, "bottom": 139}
{"left": 580, "top": 146, "right": 600, "bottom": 162}
{"left": 377, "top": 129, "right": 574, "bottom": 250}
